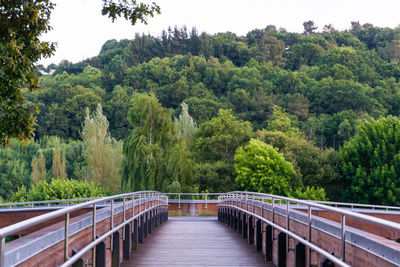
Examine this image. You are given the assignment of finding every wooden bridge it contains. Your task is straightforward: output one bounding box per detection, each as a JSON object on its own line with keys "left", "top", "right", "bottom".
{"left": 123, "top": 216, "right": 268, "bottom": 267}
{"left": 0, "top": 192, "right": 400, "bottom": 267}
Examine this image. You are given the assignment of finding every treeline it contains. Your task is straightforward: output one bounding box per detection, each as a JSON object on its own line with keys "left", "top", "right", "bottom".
{"left": 3, "top": 22, "right": 400, "bottom": 204}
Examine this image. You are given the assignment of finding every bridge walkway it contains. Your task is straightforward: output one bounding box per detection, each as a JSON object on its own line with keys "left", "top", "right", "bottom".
{"left": 122, "top": 216, "right": 270, "bottom": 267}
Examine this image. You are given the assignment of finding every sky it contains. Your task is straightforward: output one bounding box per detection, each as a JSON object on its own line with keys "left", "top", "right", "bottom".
{"left": 39, "top": 0, "right": 400, "bottom": 66}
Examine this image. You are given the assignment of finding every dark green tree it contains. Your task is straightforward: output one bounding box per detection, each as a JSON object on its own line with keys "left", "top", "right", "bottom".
{"left": 340, "top": 116, "right": 400, "bottom": 205}
{"left": 1, "top": 0, "right": 160, "bottom": 146}
{"left": 0, "top": 0, "right": 56, "bottom": 145}
{"left": 303, "top": 20, "right": 318, "bottom": 35}
{"left": 193, "top": 109, "right": 253, "bottom": 163}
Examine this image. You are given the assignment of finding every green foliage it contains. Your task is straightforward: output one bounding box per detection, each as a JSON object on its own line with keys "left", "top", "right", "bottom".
{"left": 291, "top": 186, "right": 327, "bottom": 201}
{"left": 6, "top": 21, "right": 400, "bottom": 204}
{"left": 82, "top": 104, "right": 122, "bottom": 193}
{"left": 122, "top": 93, "right": 175, "bottom": 191}
{"left": 10, "top": 179, "right": 104, "bottom": 202}
{"left": 266, "top": 106, "right": 302, "bottom": 137}
{"left": 340, "top": 116, "right": 400, "bottom": 205}
{"left": 101, "top": 0, "right": 160, "bottom": 25}
{"left": 195, "top": 161, "right": 234, "bottom": 193}
{"left": 9, "top": 186, "right": 28, "bottom": 203}
{"left": 0, "top": 153, "right": 29, "bottom": 200}
{"left": 174, "top": 102, "right": 197, "bottom": 145}
{"left": 234, "top": 139, "right": 295, "bottom": 195}
{"left": 31, "top": 150, "right": 46, "bottom": 184}
{"left": 0, "top": 0, "right": 56, "bottom": 145}
{"left": 193, "top": 109, "right": 253, "bottom": 163}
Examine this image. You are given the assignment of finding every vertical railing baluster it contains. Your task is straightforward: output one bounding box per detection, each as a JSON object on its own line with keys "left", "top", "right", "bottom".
{"left": 286, "top": 200, "right": 289, "bottom": 254}
{"left": 132, "top": 195, "right": 135, "bottom": 218}
{"left": 110, "top": 199, "right": 114, "bottom": 249}
{"left": 64, "top": 212, "right": 70, "bottom": 262}
{"left": 0, "top": 237, "right": 4, "bottom": 267}
{"left": 307, "top": 205, "right": 312, "bottom": 267}
{"left": 123, "top": 197, "right": 126, "bottom": 221}
{"left": 271, "top": 197, "right": 275, "bottom": 224}
{"left": 341, "top": 214, "right": 346, "bottom": 262}
{"left": 92, "top": 204, "right": 96, "bottom": 267}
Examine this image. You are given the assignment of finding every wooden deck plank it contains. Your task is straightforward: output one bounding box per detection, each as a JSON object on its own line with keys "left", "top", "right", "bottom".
{"left": 122, "top": 216, "right": 271, "bottom": 267}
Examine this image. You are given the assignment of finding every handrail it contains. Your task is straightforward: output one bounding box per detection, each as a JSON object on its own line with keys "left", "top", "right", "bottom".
{"left": 311, "top": 200, "right": 400, "bottom": 211}
{"left": 1, "top": 193, "right": 397, "bottom": 211}
{"left": 223, "top": 191, "right": 400, "bottom": 232}
{"left": 0, "top": 197, "right": 103, "bottom": 208}
{"left": 164, "top": 193, "right": 221, "bottom": 195}
{"left": 0, "top": 190, "right": 168, "bottom": 267}
{"left": 60, "top": 204, "right": 163, "bottom": 267}
{"left": 220, "top": 203, "right": 351, "bottom": 267}
{"left": 0, "top": 190, "right": 160, "bottom": 238}
{"left": 219, "top": 191, "right": 400, "bottom": 266}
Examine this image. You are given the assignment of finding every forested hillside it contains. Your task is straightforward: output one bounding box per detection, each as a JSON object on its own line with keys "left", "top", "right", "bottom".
{"left": 4, "top": 22, "right": 400, "bottom": 205}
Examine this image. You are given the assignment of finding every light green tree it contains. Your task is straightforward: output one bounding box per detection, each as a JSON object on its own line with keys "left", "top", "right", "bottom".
{"left": 82, "top": 104, "right": 122, "bottom": 193}
{"left": 267, "top": 106, "right": 302, "bottom": 137}
{"left": 234, "top": 139, "right": 295, "bottom": 195}
{"left": 174, "top": 102, "right": 197, "bottom": 145}
{"left": 52, "top": 138, "right": 67, "bottom": 180}
{"left": 31, "top": 150, "right": 46, "bottom": 184}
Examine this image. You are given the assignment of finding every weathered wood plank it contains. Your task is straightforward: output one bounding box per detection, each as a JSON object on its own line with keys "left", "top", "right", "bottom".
{"left": 122, "top": 216, "right": 270, "bottom": 266}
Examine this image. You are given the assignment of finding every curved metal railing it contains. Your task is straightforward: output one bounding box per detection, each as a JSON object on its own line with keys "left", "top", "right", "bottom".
{"left": 0, "top": 191, "right": 168, "bottom": 267}
{"left": 218, "top": 191, "right": 400, "bottom": 267}
{"left": 1, "top": 192, "right": 398, "bottom": 211}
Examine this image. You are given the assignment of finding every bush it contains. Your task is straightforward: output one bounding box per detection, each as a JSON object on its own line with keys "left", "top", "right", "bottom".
{"left": 291, "top": 186, "right": 327, "bottom": 201}
{"left": 9, "top": 179, "right": 104, "bottom": 202}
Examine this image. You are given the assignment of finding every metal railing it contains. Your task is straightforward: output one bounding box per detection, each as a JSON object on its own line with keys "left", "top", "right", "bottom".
{"left": 218, "top": 191, "right": 400, "bottom": 267}
{"left": 165, "top": 193, "right": 221, "bottom": 199}
{"left": 0, "top": 191, "right": 168, "bottom": 267}
{"left": 165, "top": 193, "right": 220, "bottom": 209}
{"left": 1, "top": 193, "right": 396, "bottom": 212}
{"left": 311, "top": 200, "right": 400, "bottom": 211}
{"left": 0, "top": 197, "right": 103, "bottom": 208}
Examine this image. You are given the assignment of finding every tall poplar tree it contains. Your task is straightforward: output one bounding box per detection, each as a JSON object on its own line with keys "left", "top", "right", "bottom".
{"left": 81, "top": 104, "right": 121, "bottom": 193}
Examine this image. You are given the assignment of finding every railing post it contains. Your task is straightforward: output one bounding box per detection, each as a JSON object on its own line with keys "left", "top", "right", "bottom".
{"left": 123, "top": 197, "right": 126, "bottom": 222}
{"left": 271, "top": 197, "right": 275, "bottom": 224}
{"left": 132, "top": 195, "right": 135, "bottom": 218}
{"left": 341, "top": 214, "right": 346, "bottom": 262}
{"left": 110, "top": 199, "right": 114, "bottom": 249}
{"left": 286, "top": 200, "right": 289, "bottom": 254}
{"left": 92, "top": 204, "right": 96, "bottom": 267}
{"left": 0, "top": 237, "right": 5, "bottom": 267}
{"left": 64, "top": 212, "right": 70, "bottom": 262}
{"left": 307, "top": 205, "right": 312, "bottom": 267}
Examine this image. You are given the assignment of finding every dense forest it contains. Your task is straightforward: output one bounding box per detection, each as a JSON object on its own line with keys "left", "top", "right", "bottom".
{"left": 3, "top": 21, "right": 400, "bottom": 205}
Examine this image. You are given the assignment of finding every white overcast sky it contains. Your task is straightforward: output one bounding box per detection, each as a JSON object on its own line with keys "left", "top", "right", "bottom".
{"left": 39, "top": 0, "right": 400, "bottom": 66}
